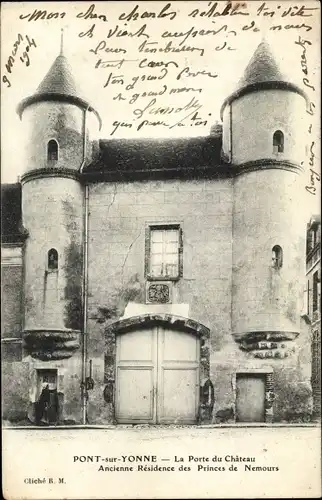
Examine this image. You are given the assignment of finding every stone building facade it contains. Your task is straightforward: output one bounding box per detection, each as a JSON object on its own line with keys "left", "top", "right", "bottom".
{"left": 305, "top": 215, "right": 321, "bottom": 419}
{"left": 1, "top": 42, "right": 315, "bottom": 425}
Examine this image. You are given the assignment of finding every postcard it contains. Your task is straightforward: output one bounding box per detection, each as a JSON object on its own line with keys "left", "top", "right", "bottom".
{"left": 1, "top": 1, "right": 321, "bottom": 498}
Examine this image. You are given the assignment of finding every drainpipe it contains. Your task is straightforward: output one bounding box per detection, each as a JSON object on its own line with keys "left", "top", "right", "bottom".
{"left": 80, "top": 106, "right": 89, "bottom": 424}
{"left": 229, "top": 104, "right": 233, "bottom": 162}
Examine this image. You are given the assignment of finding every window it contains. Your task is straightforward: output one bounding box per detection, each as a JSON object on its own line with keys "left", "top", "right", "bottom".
{"left": 37, "top": 369, "right": 57, "bottom": 392}
{"left": 307, "top": 219, "right": 321, "bottom": 258}
{"left": 312, "top": 227, "right": 319, "bottom": 248}
{"left": 272, "top": 245, "right": 283, "bottom": 269}
{"left": 308, "top": 228, "right": 318, "bottom": 253}
{"left": 47, "top": 248, "right": 58, "bottom": 271}
{"left": 306, "top": 229, "right": 312, "bottom": 254}
{"left": 146, "top": 225, "right": 182, "bottom": 279}
{"left": 47, "top": 140, "right": 58, "bottom": 161}
{"left": 273, "top": 130, "right": 284, "bottom": 153}
{"left": 313, "top": 271, "right": 320, "bottom": 312}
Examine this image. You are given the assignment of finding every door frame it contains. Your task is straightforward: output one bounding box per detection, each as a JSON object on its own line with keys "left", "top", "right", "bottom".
{"left": 105, "top": 313, "right": 210, "bottom": 424}
{"left": 233, "top": 367, "right": 274, "bottom": 423}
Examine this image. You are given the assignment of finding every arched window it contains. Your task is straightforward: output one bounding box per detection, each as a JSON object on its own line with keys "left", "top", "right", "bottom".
{"left": 47, "top": 140, "right": 58, "bottom": 161}
{"left": 272, "top": 245, "right": 283, "bottom": 269}
{"left": 48, "top": 248, "right": 58, "bottom": 271}
{"left": 273, "top": 130, "right": 284, "bottom": 153}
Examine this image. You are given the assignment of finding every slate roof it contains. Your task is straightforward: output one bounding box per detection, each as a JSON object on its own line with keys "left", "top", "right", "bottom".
{"left": 84, "top": 130, "right": 231, "bottom": 180}
{"left": 36, "top": 54, "right": 81, "bottom": 98}
{"left": 221, "top": 41, "right": 307, "bottom": 118}
{"left": 237, "top": 41, "right": 285, "bottom": 89}
{"left": 17, "top": 53, "right": 101, "bottom": 128}
{"left": 1, "top": 183, "right": 26, "bottom": 244}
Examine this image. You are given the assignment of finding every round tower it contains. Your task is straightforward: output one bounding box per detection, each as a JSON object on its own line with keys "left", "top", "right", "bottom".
{"left": 221, "top": 42, "right": 308, "bottom": 348}
{"left": 18, "top": 35, "right": 101, "bottom": 362}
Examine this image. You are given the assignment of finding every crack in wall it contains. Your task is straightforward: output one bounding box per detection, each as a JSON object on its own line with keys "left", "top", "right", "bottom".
{"left": 105, "top": 184, "right": 117, "bottom": 217}
{"left": 121, "top": 224, "right": 143, "bottom": 284}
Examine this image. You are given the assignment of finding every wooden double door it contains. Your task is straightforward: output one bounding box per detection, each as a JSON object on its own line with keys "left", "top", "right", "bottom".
{"left": 115, "top": 326, "right": 200, "bottom": 424}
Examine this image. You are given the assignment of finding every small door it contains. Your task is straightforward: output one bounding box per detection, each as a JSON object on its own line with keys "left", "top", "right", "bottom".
{"left": 236, "top": 373, "right": 266, "bottom": 422}
{"left": 37, "top": 369, "right": 57, "bottom": 395}
{"left": 115, "top": 327, "right": 199, "bottom": 424}
{"left": 36, "top": 369, "right": 59, "bottom": 424}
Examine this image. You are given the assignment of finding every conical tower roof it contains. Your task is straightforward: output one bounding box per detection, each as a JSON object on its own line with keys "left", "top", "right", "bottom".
{"left": 237, "top": 41, "right": 284, "bottom": 89}
{"left": 220, "top": 41, "right": 307, "bottom": 119}
{"left": 17, "top": 34, "right": 101, "bottom": 128}
{"left": 36, "top": 53, "right": 81, "bottom": 97}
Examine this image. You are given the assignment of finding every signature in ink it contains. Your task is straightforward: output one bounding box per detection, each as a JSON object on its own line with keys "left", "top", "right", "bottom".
{"left": 133, "top": 96, "right": 202, "bottom": 120}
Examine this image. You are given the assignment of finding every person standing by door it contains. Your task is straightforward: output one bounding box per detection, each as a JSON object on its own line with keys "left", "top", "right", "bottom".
{"left": 35, "top": 383, "right": 50, "bottom": 425}
{"left": 47, "top": 387, "right": 59, "bottom": 425}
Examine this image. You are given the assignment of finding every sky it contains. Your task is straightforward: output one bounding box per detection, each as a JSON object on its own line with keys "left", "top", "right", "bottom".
{"left": 1, "top": 1, "right": 320, "bottom": 212}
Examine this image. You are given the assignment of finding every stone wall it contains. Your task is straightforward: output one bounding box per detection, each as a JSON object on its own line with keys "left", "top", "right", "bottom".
{"left": 21, "top": 102, "right": 84, "bottom": 174}
{"left": 2, "top": 353, "right": 83, "bottom": 424}
{"left": 2, "top": 171, "right": 313, "bottom": 425}
{"left": 85, "top": 178, "right": 233, "bottom": 423}
{"left": 2, "top": 362, "right": 30, "bottom": 422}
{"left": 22, "top": 177, "right": 83, "bottom": 331}
{"left": 210, "top": 316, "right": 312, "bottom": 423}
{"left": 83, "top": 175, "right": 312, "bottom": 424}
{"left": 222, "top": 90, "right": 307, "bottom": 165}
{"left": 1, "top": 264, "right": 23, "bottom": 338}
{"left": 232, "top": 169, "right": 306, "bottom": 336}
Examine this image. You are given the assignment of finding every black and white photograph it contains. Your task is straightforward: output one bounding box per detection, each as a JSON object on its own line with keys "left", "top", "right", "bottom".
{"left": 1, "top": 1, "right": 321, "bottom": 498}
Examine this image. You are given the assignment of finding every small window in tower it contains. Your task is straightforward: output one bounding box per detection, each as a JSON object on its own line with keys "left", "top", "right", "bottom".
{"left": 47, "top": 140, "right": 58, "bottom": 161}
{"left": 273, "top": 131, "right": 284, "bottom": 153}
{"left": 272, "top": 245, "right": 283, "bottom": 269}
{"left": 48, "top": 248, "right": 58, "bottom": 271}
